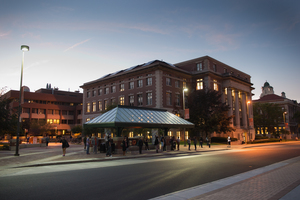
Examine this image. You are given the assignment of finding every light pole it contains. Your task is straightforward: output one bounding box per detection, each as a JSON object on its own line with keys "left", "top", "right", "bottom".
{"left": 15, "top": 45, "right": 29, "bottom": 156}
{"left": 183, "top": 88, "right": 188, "bottom": 146}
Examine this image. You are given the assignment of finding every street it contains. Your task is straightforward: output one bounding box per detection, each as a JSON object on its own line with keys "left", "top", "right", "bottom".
{"left": 0, "top": 142, "right": 300, "bottom": 200}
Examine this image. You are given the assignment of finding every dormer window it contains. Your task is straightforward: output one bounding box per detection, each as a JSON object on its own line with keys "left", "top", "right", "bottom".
{"left": 196, "top": 63, "right": 203, "bottom": 71}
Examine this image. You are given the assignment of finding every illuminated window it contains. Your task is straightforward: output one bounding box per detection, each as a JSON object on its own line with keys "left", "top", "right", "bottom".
{"left": 86, "top": 118, "right": 90, "bottom": 122}
{"left": 176, "top": 131, "right": 180, "bottom": 139}
{"left": 168, "top": 131, "right": 172, "bottom": 136}
{"left": 92, "top": 102, "right": 96, "bottom": 112}
{"left": 119, "top": 96, "right": 124, "bottom": 105}
{"left": 119, "top": 84, "right": 124, "bottom": 91}
{"left": 197, "top": 79, "right": 203, "bottom": 90}
{"left": 87, "top": 103, "right": 90, "bottom": 113}
{"left": 185, "top": 131, "right": 188, "bottom": 140}
{"left": 98, "top": 101, "right": 102, "bottom": 111}
{"left": 129, "top": 132, "right": 134, "bottom": 137}
{"left": 213, "top": 80, "right": 218, "bottom": 91}
{"left": 183, "top": 81, "right": 186, "bottom": 88}
{"left": 104, "top": 100, "right": 108, "bottom": 110}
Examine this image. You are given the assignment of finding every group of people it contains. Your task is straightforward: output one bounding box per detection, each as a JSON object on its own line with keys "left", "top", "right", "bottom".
{"left": 187, "top": 136, "right": 211, "bottom": 150}
{"left": 83, "top": 135, "right": 99, "bottom": 155}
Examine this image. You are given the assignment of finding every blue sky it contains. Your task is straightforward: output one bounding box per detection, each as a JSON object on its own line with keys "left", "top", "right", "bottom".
{"left": 1, "top": 0, "right": 299, "bottom": 101}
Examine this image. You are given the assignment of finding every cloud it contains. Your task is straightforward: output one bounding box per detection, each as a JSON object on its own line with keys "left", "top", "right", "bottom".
{"left": 63, "top": 38, "right": 91, "bottom": 52}
{"left": 25, "top": 60, "right": 50, "bottom": 70}
{"left": 0, "top": 31, "right": 11, "bottom": 37}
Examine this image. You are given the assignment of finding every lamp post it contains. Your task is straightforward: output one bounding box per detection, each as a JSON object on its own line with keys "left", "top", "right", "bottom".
{"left": 183, "top": 88, "right": 188, "bottom": 147}
{"left": 15, "top": 45, "right": 29, "bottom": 156}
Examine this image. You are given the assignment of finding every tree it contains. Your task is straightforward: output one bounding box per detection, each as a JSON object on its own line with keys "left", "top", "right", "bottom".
{"left": 29, "top": 120, "right": 52, "bottom": 136}
{"left": 71, "top": 125, "right": 83, "bottom": 134}
{"left": 0, "top": 98, "right": 18, "bottom": 136}
{"left": 188, "top": 89, "right": 234, "bottom": 138}
{"left": 253, "top": 102, "right": 283, "bottom": 136}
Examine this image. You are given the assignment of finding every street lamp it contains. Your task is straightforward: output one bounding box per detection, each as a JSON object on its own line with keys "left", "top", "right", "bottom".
{"left": 183, "top": 88, "right": 188, "bottom": 146}
{"left": 15, "top": 45, "right": 29, "bottom": 156}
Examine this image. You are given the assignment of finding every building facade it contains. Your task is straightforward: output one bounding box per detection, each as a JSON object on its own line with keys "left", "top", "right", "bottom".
{"left": 81, "top": 56, "right": 255, "bottom": 142}
{"left": 2, "top": 85, "right": 82, "bottom": 137}
{"left": 253, "top": 81, "right": 300, "bottom": 137}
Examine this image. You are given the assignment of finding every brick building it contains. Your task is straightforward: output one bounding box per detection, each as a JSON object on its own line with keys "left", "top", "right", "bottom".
{"left": 2, "top": 85, "right": 82, "bottom": 137}
{"left": 81, "top": 56, "right": 255, "bottom": 142}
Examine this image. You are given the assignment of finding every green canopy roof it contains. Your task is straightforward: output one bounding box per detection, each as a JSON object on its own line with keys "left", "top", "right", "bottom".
{"left": 84, "top": 105, "right": 194, "bottom": 129}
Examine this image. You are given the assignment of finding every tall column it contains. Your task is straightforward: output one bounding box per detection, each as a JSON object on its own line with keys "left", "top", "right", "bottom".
{"left": 227, "top": 88, "right": 233, "bottom": 127}
{"left": 235, "top": 90, "right": 240, "bottom": 128}
{"left": 241, "top": 92, "right": 247, "bottom": 127}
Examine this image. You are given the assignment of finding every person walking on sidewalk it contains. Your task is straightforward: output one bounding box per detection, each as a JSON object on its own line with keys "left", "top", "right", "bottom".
{"left": 144, "top": 137, "right": 149, "bottom": 150}
{"left": 122, "top": 137, "right": 127, "bottom": 156}
{"left": 161, "top": 136, "right": 164, "bottom": 151}
{"left": 199, "top": 137, "right": 203, "bottom": 148}
{"left": 187, "top": 137, "right": 191, "bottom": 150}
{"left": 193, "top": 136, "right": 197, "bottom": 150}
{"left": 138, "top": 137, "right": 143, "bottom": 154}
{"left": 155, "top": 136, "right": 159, "bottom": 153}
{"left": 92, "top": 136, "right": 98, "bottom": 154}
{"left": 60, "top": 136, "right": 69, "bottom": 156}
{"left": 83, "top": 136, "right": 87, "bottom": 150}
{"left": 86, "top": 136, "right": 91, "bottom": 154}
{"left": 177, "top": 137, "right": 180, "bottom": 150}
{"left": 227, "top": 135, "right": 231, "bottom": 148}
{"left": 206, "top": 137, "right": 211, "bottom": 148}
{"left": 106, "top": 137, "right": 112, "bottom": 157}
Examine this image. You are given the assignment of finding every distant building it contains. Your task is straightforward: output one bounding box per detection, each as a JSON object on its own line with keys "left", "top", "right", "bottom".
{"left": 81, "top": 56, "right": 255, "bottom": 142}
{"left": 253, "top": 81, "right": 300, "bottom": 137}
{"left": 1, "top": 84, "right": 83, "bottom": 137}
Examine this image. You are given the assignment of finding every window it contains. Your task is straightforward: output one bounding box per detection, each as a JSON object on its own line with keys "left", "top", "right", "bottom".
{"left": 98, "top": 101, "right": 102, "bottom": 111}
{"left": 23, "top": 108, "right": 30, "bottom": 114}
{"left": 69, "top": 111, "right": 74, "bottom": 115}
{"left": 48, "top": 109, "right": 53, "bottom": 114}
{"left": 176, "top": 94, "right": 180, "bottom": 106}
{"left": 129, "top": 95, "right": 134, "bottom": 106}
{"left": 92, "top": 102, "right": 96, "bottom": 112}
{"left": 105, "top": 88, "right": 109, "bottom": 94}
{"left": 183, "top": 81, "right": 186, "bottom": 88}
{"left": 196, "top": 79, "right": 203, "bottom": 90}
{"left": 213, "top": 64, "right": 217, "bottom": 72}
{"left": 98, "top": 89, "right": 102, "bottom": 95}
{"left": 87, "top": 103, "right": 90, "bottom": 113}
{"left": 129, "top": 82, "right": 134, "bottom": 89}
{"left": 175, "top": 80, "right": 180, "bottom": 88}
{"left": 77, "top": 110, "right": 81, "bottom": 115}
{"left": 166, "top": 78, "right": 171, "bottom": 86}
{"left": 104, "top": 100, "right": 108, "bottom": 110}
{"left": 61, "top": 120, "right": 67, "bottom": 124}
{"left": 146, "top": 93, "right": 152, "bottom": 105}
{"left": 213, "top": 80, "right": 218, "bottom": 91}
{"left": 111, "top": 86, "right": 116, "bottom": 93}
{"left": 197, "top": 63, "right": 203, "bottom": 71}
{"left": 224, "top": 68, "right": 227, "bottom": 73}
{"left": 93, "top": 90, "right": 96, "bottom": 97}
{"left": 39, "top": 109, "right": 45, "bottom": 114}
{"left": 111, "top": 98, "right": 116, "bottom": 105}
{"left": 87, "top": 91, "right": 90, "bottom": 98}
{"left": 119, "top": 96, "right": 124, "bottom": 105}
{"left": 137, "top": 80, "right": 143, "bottom": 88}
{"left": 54, "top": 110, "right": 60, "bottom": 115}
{"left": 146, "top": 77, "right": 152, "bottom": 86}
{"left": 32, "top": 108, "right": 38, "bottom": 114}
{"left": 120, "top": 84, "right": 124, "bottom": 92}
{"left": 137, "top": 94, "right": 143, "bottom": 106}
{"left": 166, "top": 92, "right": 172, "bottom": 105}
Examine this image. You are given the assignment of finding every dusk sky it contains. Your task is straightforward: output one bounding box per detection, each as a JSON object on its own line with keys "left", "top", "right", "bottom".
{"left": 1, "top": 0, "right": 299, "bottom": 101}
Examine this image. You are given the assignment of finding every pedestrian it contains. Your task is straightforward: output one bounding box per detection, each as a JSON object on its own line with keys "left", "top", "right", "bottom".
{"left": 144, "top": 137, "right": 149, "bottom": 150}
{"left": 45, "top": 135, "right": 49, "bottom": 146}
{"left": 86, "top": 136, "right": 90, "bottom": 154}
{"left": 155, "top": 136, "right": 159, "bottom": 153}
{"left": 199, "top": 137, "right": 203, "bottom": 148}
{"left": 60, "top": 136, "right": 69, "bottom": 156}
{"left": 122, "top": 137, "right": 127, "bottom": 156}
{"left": 138, "top": 137, "right": 143, "bottom": 154}
{"left": 227, "top": 135, "right": 231, "bottom": 147}
{"left": 92, "top": 136, "right": 98, "bottom": 154}
{"left": 177, "top": 137, "right": 180, "bottom": 150}
{"left": 161, "top": 136, "right": 164, "bottom": 151}
{"left": 193, "top": 136, "right": 197, "bottom": 150}
{"left": 27, "top": 136, "right": 30, "bottom": 144}
{"left": 187, "top": 137, "right": 191, "bottom": 150}
{"left": 83, "top": 136, "right": 87, "bottom": 150}
{"left": 206, "top": 137, "right": 211, "bottom": 148}
{"left": 106, "top": 137, "right": 112, "bottom": 157}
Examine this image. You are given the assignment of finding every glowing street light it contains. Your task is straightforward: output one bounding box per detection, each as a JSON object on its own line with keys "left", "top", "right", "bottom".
{"left": 15, "top": 45, "right": 29, "bottom": 156}
{"left": 246, "top": 100, "right": 251, "bottom": 143}
{"left": 183, "top": 88, "right": 188, "bottom": 146}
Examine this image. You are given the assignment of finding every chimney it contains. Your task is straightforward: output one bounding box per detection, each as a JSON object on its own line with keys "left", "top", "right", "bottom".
{"left": 281, "top": 92, "right": 286, "bottom": 98}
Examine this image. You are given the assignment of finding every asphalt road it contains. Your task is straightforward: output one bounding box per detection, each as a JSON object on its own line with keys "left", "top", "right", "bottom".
{"left": 1, "top": 143, "right": 300, "bottom": 200}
